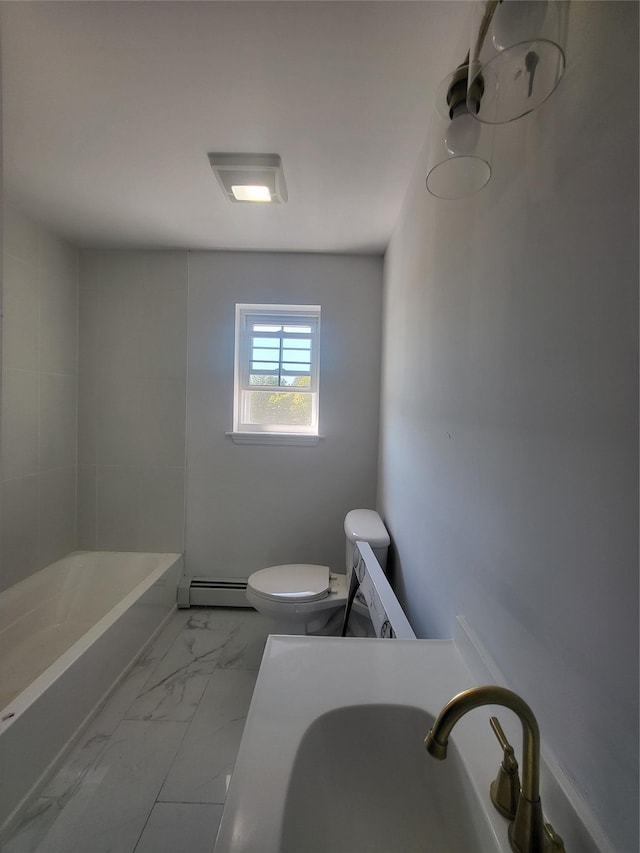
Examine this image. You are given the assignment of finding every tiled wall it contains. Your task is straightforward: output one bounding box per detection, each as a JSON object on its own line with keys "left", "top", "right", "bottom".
{"left": 77, "top": 250, "right": 187, "bottom": 552}
{"left": 1, "top": 207, "right": 78, "bottom": 592}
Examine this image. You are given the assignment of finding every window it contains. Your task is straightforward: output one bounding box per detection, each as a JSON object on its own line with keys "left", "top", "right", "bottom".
{"left": 232, "top": 304, "right": 321, "bottom": 443}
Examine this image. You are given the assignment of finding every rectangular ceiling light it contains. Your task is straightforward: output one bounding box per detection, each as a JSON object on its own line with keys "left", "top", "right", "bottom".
{"left": 208, "top": 153, "right": 288, "bottom": 204}
{"left": 231, "top": 185, "right": 272, "bottom": 202}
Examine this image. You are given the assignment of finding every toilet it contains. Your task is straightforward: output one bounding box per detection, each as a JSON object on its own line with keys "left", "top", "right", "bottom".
{"left": 246, "top": 509, "right": 390, "bottom": 635}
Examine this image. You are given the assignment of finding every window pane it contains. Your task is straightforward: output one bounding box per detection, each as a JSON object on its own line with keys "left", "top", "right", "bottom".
{"left": 249, "top": 332, "right": 312, "bottom": 386}
{"left": 249, "top": 374, "right": 278, "bottom": 386}
{"left": 283, "top": 324, "right": 311, "bottom": 333}
{"left": 245, "top": 389, "right": 313, "bottom": 427}
{"left": 253, "top": 324, "right": 282, "bottom": 333}
{"left": 235, "top": 304, "right": 320, "bottom": 435}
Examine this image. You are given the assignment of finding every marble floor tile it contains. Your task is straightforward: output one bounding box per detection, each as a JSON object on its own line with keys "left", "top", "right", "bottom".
{"left": 134, "top": 802, "right": 222, "bottom": 853}
{"left": 41, "top": 668, "right": 148, "bottom": 801}
{"left": 211, "top": 608, "right": 274, "bottom": 670}
{"left": 3, "top": 608, "right": 272, "bottom": 853}
{"left": 158, "top": 668, "right": 258, "bottom": 805}
{"left": 124, "top": 608, "right": 271, "bottom": 721}
{"left": 35, "top": 720, "right": 189, "bottom": 853}
{"left": 42, "top": 612, "right": 191, "bottom": 799}
{"left": 1, "top": 799, "right": 61, "bottom": 853}
{"left": 178, "top": 607, "right": 273, "bottom": 671}
{"left": 124, "top": 669, "right": 212, "bottom": 723}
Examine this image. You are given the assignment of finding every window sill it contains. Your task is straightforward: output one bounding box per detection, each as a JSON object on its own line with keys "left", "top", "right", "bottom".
{"left": 226, "top": 431, "right": 324, "bottom": 446}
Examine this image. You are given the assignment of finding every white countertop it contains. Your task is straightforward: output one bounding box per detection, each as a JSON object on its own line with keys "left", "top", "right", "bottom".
{"left": 214, "top": 635, "right": 514, "bottom": 853}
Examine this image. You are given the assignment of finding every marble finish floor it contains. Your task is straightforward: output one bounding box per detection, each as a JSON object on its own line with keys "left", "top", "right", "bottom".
{"left": 3, "top": 607, "right": 275, "bottom": 853}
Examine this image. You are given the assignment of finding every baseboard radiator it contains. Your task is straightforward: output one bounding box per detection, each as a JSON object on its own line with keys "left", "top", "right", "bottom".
{"left": 178, "top": 577, "right": 249, "bottom": 608}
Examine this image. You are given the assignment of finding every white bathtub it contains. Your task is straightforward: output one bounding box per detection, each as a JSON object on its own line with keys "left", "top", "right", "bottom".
{"left": 0, "top": 550, "right": 182, "bottom": 833}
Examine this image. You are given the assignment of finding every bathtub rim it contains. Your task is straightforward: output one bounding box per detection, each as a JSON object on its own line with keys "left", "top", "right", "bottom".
{"left": 0, "top": 551, "right": 182, "bottom": 838}
{"left": 1, "top": 551, "right": 181, "bottom": 727}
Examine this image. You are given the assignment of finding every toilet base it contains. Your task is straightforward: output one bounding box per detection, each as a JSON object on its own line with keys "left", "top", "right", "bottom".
{"left": 259, "top": 605, "right": 375, "bottom": 638}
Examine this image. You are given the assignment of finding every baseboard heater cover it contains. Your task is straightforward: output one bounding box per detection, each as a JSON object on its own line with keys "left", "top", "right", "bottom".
{"left": 178, "top": 577, "right": 250, "bottom": 608}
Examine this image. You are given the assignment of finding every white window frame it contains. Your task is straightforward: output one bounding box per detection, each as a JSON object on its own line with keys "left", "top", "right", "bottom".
{"left": 229, "top": 303, "right": 322, "bottom": 445}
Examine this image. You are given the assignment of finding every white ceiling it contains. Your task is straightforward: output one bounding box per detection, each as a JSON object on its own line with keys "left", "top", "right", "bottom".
{"left": 1, "top": 1, "right": 470, "bottom": 254}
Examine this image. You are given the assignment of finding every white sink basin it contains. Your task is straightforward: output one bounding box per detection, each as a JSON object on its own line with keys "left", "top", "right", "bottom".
{"left": 214, "top": 636, "right": 511, "bottom": 853}
{"left": 280, "top": 703, "right": 496, "bottom": 853}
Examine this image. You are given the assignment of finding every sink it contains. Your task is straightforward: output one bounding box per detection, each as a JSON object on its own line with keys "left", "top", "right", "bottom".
{"left": 280, "top": 703, "right": 495, "bottom": 853}
{"left": 213, "top": 636, "right": 509, "bottom": 853}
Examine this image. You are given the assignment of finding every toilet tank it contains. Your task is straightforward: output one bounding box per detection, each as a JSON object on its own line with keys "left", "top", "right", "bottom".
{"left": 344, "top": 509, "right": 390, "bottom": 576}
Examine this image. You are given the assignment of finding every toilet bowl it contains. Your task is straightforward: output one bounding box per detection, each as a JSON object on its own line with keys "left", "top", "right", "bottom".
{"left": 246, "top": 509, "right": 390, "bottom": 635}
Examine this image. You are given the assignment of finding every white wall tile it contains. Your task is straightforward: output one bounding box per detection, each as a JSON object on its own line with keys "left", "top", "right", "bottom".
{"left": 136, "top": 466, "right": 185, "bottom": 552}
{"left": 145, "top": 251, "right": 188, "bottom": 292}
{"left": 2, "top": 206, "right": 41, "bottom": 265}
{"left": 95, "top": 466, "right": 141, "bottom": 550}
{"left": 0, "top": 475, "right": 39, "bottom": 591}
{"left": 136, "top": 284, "right": 187, "bottom": 380}
{"left": 1, "top": 368, "right": 40, "bottom": 480}
{"left": 38, "top": 467, "right": 76, "bottom": 569}
{"left": 78, "top": 249, "right": 101, "bottom": 289}
{"left": 39, "top": 372, "right": 77, "bottom": 472}
{"left": 1, "top": 255, "right": 39, "bottom": 371}
{"left": 98, "top": 284, "right": 145, "bottom": 376}
{"left": 91, "top": 373, "right": 185, "bottom": 470}
{"left": 39, "top": 272, "right": 78, "bottom": 375}
{"left": 37, "top": 229, "right": 78, "bottom": 283}
{"left": 96, "top": 464, "right": 183, "bottom": 552}
{"left": 94, "top": 373, "right": 142, "bottom": 466}
{"left": 77, "top": 374, "right": 97, "bottom": 465}
{"left": 138, "top": 378, "right": 186, "bottom": 467}
{"left": 1, "top": 207, "right": 78, "bottom": 586}
{"left": 76, "top": 465, "right": 97, "bottom": 550}
{"left": 77, "top": 249, "right": 188, "bottom": 553}
{"left": 98, "top": 251, "right": 153, "bottom": 289}
{"left": 77, "top": 287, "right": 102, "bottom": 377}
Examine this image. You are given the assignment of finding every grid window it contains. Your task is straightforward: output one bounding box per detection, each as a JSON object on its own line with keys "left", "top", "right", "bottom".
{"left": 234, "top": 304, "right": 321, "bottom": 436}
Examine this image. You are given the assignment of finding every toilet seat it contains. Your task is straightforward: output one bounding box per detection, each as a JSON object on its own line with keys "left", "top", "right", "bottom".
{"left": 247, "top": 564, "right": 331, "bottom": 603}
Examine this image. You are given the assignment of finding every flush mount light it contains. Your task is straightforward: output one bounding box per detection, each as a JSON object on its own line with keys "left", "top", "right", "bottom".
{"left": 208, "top": 153, "right": 288, "bottom": 203}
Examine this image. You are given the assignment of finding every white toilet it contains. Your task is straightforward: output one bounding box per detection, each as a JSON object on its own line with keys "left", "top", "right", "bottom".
{"left": 246, "top": 509, "right": 390, "bottom": 635}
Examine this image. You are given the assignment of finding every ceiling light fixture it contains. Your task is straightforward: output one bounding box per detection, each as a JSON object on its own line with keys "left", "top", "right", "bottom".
{"left": 208, "top": 153, "right": 288, "bottom": 204}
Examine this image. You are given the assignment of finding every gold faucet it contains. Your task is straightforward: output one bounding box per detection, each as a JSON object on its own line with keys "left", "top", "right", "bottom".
{"left": 424, "top": 685, "right": 546, "bottom": 853}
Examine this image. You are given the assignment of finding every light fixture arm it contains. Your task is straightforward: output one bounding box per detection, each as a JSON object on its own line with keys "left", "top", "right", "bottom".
{"left": 474, "top": 0, "right": 501, "bottom": 58}
{"left": 466, "top": 0, "right": 566, "bottom": 123}
{"left": 447, "top": 1, "right": 501, "bottom": 117}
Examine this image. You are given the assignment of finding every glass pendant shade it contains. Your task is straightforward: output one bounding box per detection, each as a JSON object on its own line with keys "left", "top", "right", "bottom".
{"left": 468, "top": 0, "right": 566, "bottom": 124}
{"left": 426, "top": 65, "right": 494, "bottom": 200}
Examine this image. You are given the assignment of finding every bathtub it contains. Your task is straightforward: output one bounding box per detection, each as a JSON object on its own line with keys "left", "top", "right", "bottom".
{"left": 0, "top": 550, "right": 182, "bottom": 833}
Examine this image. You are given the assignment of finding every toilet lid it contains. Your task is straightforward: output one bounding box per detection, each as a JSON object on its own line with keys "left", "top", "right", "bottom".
{"left": 248, "top": 564, "right": 331, "bottom": 603}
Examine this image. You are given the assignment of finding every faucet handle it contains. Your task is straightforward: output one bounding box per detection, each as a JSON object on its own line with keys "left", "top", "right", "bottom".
{"left": 489, "top": 716, "right": 521, "bottom": 819}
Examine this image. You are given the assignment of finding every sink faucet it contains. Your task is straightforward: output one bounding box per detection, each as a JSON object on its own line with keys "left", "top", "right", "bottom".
{"left": 424, "top": 685, "right": 545, "bottom": 853}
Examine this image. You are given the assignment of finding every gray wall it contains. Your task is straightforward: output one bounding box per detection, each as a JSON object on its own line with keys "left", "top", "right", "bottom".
{"left": 1, "top": 207, "right": 78, "bottom": 591}
{"left": 74, "top": 248, "right": 382, "bottom": 575}
{"left": 77, "top": 250, "right": 187, "bottom": 552}
{"left": 185, "top": 251, "right": 382, "bottom": 578}
{"left": 378, "top": 3, "right": 638, "bottom": 851}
